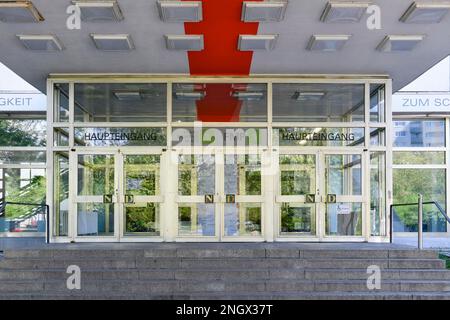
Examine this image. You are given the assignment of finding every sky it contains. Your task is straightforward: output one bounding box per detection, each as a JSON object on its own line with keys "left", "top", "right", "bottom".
{"left": 1, "top": 56, "right": 450, "bottom": 94}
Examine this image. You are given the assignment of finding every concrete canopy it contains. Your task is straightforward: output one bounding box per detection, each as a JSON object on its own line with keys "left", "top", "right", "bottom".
{"left": 0, "top": 0, "right": 449, "bottom": 93}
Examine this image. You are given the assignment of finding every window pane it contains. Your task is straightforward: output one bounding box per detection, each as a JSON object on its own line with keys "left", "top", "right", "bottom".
{"left": 325, "top": 154, "right": 362, "bottom": 196}
{"left": 393, "top": 152, "right": 445, "bottom": 165}
{"left": 273, "top": 83, "right": 365, "bottom": 122}
{"left": 393, "top": 169, "right": 446, "bottom": 232}
{"left": 370, "top": 128, "right": 385, "bottom": 146}
{"left": 281, "top": 203, "right": 316, "bottom": 236}
{"left": 77, "top": 154, "right": 115, "bottom": 196}
{"left": 224, "top": 155, "right": 261, "bottom": 196}
{"left": 0, "top": 151, "right": 45, "bottom": 165}
{"left": 0, "top": 119, "right": 46, "bottom": 146}
{"left": 74, "top": 83, "right": 167, "bottom": 122}
{"left": 54, "top": 127, "right": 69, "bottom": 147}
{"left": 172, "top": 83, "right": 267, "bottom": 122}
{"left": 224, "top": 203, "right": 261, "bottom": 237}
{"left": 77, "top": 203, "right": 114, "bottom": 236}
{"left": 370, "top": 84, "right": 385, "bottom": 122}
{"left": 393, "top": 120, "right": 445, "bottom": 147}
{"left": 54, "top": 83, "right": 69, "bottom": 122}
{"left": 371, "top": 152, "right": 386, "bottom": 236}
{"left": 54, "top": 152, "right": 69, "bottom": 236}
{"left": 326, "top": 203, "right": 362, "bottom": 236}
{"left": 0, "top": 168, "right": 46, "bottom": 233}
{"left": 124, "top": 204, "right": 160, "bottom": 236}
{"left": 178, "top": 204, "right": 215, "bottom": 236}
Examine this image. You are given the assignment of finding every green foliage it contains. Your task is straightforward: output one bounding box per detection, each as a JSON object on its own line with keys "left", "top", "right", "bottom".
{"left": 0, "top": 120, "right": 45, "bottom": 147}
{"left": 393, "top": 169, "right": 446, "bottom": 230}
{"left": 125, "top": 206, "right": 157, "bottom": 233}
{"left": 5, "top": 175, "right": 46, "bottom": 219}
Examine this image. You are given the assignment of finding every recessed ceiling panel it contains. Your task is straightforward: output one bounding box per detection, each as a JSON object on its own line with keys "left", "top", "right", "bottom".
{"left": 238, "top": 35, "right": 278, "bottom": 51}
{"left": 0, "top": 1, "right": 44, "bottom": 22}
{"left": 165, "top": 35, "right": 204, "bottom": 51}
{"left": 91, "top": 34, "right": 135, "bottom": 51}
{"left": 157, "top": 1, "right": 202, "bottom": 22}
{"left": 400, "top": 2, "right": 450, "bottom": 23}
{"left": 72, "top": 1, "right": 124, "bottom": 22}
{"left": 241, "top": 1, "right": 288, "bottom": 22}
{"left": 17, "top": 35, "right": 63, "bottom": 51}
{"left": 307, "top": 35, "right": 351, "bottom": 52}
{"left": 321, "top": 1, "right": 371, "bottom": 23}
{"left": 377, "top": 35, "right": 424, "bottom": 52}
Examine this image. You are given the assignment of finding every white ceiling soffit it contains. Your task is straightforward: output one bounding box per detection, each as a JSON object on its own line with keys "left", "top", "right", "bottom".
{"left": 157, "top": 1, "right": 202, "bottom": 22}
{"left": 0, "top": 1, "right": 44, "bottom": 23}
{"left": 241, "top": 1, "right": 288, "bottom": 22}
{"left": 238, "top": 35, "right": 278, "bottom": 51}
{"left": 400, "top": 1, "right": 450, "bottom": 24}
{"left": 1, "top": 0, "right": 450, "bottom": 93}
{"left": 165, "top": 35, "right": 204, "bottom": 51}
{"left": 321, "top": 1, "right": 372, "bottom": 23}
{"left": 72, "top": 1, "right": 124, "bottom": 22}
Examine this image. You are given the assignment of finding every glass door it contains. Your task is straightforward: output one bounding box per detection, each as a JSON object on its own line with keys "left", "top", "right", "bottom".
{"left": 276, "top": 152, "right": 319, "bottom": 239}
{"left": 323, "top": 152, "right": 365, "bottom": 239}
{"left": 176, "top": 151, "right": 218, "bottom": 240}
{"left": 119, "top": 151, "right": 164, "bottom": 240}
{"left": 222, "top": 151, "right": 264, "bottom": 240}
{"left": 74, "top": 152, "right": 118, "bottom": 241}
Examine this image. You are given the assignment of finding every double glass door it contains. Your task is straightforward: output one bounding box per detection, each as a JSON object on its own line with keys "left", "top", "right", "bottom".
{"left": 176, "top": 149, "right": 264, "bottom": 241}
{"left": 71, "top": 148, "right": 365, "bottom": 242}
{"left": 276, "top": 151, "right": 365, "bottom": 240}
{"left": 73, "top": 149, "right": 164, "bottom": 241}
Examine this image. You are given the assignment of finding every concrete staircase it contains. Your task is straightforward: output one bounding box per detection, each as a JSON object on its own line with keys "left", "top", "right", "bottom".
{"left": 0, "top": 246, "right": 449, "bottom": 300}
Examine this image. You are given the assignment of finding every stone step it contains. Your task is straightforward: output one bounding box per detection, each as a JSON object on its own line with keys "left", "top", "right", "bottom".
{"left": 3, "top": 249, "right": 439, "bottom": 260}
{"left": 1, "top": 279, "right": 450, "bottom": 294}
{"left": 2, "top": 268, "right": 450, "bottom": 281}
{"left": 0, "top": 257, "right": 444, "bottom": 270}
{"left": 0, "top": 291, "right": 449, "bottom": 300}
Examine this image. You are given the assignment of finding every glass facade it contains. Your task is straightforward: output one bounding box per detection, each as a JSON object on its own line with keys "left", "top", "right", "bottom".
{"left": 48, "top": 76, "right": 389, "bottom": 242}
{"left": 392, "top": 119, "right": 448, "bottom": 234}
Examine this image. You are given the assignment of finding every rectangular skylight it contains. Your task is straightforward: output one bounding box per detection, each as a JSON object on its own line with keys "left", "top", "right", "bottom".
{"left": 377, "top": 35, "right": 424, "bottom": 52}
{"left": 91, "top": 34, "right": 134, "bottom": 51}
{"left": 72, "top": 1, "right": 123, "bottom": 22}
{"left": 238, "top": 35, "right": 278, "bottom": 51}
{"left": 292, "top": 92, "right": 326, "bottom": 101}
{"left": 165, "top": 35, "right": 204, "bottom": 51}
{"left": 157, "top": 1, "right": 202, "bottom": 22}
{"left": 241, "top": 1, "right": 287, "bottom": 22}
{"left": 0, "top": 1, "right": 44, "bottom": 22}
{"left": 17, "top": 35, "right": 63, "bottom": 51}
{"left": 307, "top": 35, "right": 351, "bottom": 52}
{"left": 321, "top": 1, "right": 371, "bottom": 23}
{"left": 400, "top": 2, "right": 450, "bottom": 23}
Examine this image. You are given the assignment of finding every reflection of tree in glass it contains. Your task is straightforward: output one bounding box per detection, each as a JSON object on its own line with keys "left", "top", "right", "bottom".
{"left": 0, "top": 120, "right": 46, "bottom": 147}
{"left": 393, "top": 169, "right": 447, "bottom": 232}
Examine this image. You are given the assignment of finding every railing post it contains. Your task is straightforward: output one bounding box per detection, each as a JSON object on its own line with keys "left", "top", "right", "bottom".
{"left": 418, "top": 194, "right": 423, "bottom": 250}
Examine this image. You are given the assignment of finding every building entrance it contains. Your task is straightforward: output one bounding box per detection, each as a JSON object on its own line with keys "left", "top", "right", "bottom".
{"left": 49, "top": 75, "right": 390, "bottom": 243}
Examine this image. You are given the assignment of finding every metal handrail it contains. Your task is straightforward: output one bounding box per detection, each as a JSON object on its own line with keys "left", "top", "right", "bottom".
{"left": 0, "top": 201, "right": 49, "bottom": 244}
{"left": 390, "top": 195, "right": 450, "bottom": 249}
